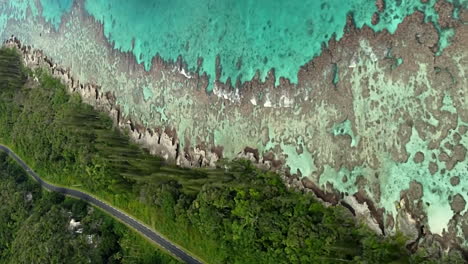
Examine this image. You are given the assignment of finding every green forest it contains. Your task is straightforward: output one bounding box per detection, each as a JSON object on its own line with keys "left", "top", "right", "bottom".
{"left": 0, "top": 47, "right": 464, "bottom": 263}
{"left": 0, "top": 152, "right": 180, "bottom": 264}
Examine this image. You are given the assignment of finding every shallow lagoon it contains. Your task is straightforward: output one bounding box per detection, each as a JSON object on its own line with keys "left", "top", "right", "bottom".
{"left": 83, "top": 0, "right": 457, "bottom": 90}
{"left": 2, "top": 0, "right": 459, "bottom": 91}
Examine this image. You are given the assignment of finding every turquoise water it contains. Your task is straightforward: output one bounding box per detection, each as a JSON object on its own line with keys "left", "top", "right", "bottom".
{"left": 39, "top": 0, "right": 73, "bottom": 29}
{"left": 0, "top": 0, "right": 71, "bottom": 30}
{"left": 83, "top": 0, "right": 375, "bottom": 91}
{"left": 82, "top": 0, "right": 460, "bottom": 91}
{"left": 0, "top": 0, "right": 461, "bottom": 90}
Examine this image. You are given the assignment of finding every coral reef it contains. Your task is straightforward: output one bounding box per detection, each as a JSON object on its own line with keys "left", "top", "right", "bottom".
{"left": 1, "top": 0, "right": 467, "bottom": 255}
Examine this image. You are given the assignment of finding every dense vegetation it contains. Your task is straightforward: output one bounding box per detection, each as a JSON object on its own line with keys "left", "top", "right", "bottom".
{"left": 0, "top": 47, "right": 464, "bottom": 263}
{"left": 0, "top": 152, "right": 180, "bottom": 264}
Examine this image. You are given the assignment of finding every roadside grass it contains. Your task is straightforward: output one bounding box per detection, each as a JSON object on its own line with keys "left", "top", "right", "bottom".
{"left": 0, "top": 151, "right": 181, "bottom": 264}
{"left": 1, "top": 141, "right": 213, "bottom": 263}
{"left": 1, "top": 144, "right": 199, "bottom": 263}
{"left": 0, "top": 48, "right": 221, "bottom": 263}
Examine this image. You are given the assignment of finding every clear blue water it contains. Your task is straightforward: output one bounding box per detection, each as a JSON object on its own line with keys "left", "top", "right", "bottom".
{"left": 2, "top": 0, "right": 462, "bottom": 91}
{"left": 83, "top": 0, "right": 375, "bottom": 91}
{"left": 40, "top": 0, "right": 73, "bottom": 28}
{"left": 83, "top": 0, "right": 460, "bottom": 91}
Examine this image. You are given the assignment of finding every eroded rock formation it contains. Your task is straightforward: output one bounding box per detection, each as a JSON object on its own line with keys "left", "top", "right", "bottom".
{"left": 2, "top": 0, "right": 467, "bottom": 257}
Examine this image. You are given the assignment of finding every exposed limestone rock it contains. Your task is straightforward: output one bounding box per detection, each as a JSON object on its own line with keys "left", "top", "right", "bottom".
{"left": 4, "top": 4, "right": 467, "bottom": 253}
{"left": 344, "top": 195, "right": 383, "bottom": 235}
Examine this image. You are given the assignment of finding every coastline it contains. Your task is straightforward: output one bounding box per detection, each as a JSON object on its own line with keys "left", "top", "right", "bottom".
{"left": 1, "top": 0, "right": 467, "bottom": 256}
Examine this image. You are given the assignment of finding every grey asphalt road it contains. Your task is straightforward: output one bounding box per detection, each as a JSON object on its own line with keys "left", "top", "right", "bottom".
{"left": 0, "top": 145, "right": 203, "bottom": 264}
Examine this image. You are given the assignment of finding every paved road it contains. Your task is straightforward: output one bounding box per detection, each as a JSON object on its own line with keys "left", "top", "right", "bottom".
{"left": 0, "top": 145, "right": 203, "bottom": 264}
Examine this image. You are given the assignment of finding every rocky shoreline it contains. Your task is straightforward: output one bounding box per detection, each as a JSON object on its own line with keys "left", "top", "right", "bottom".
{"left": 3, "top": 34, "right": 386, "bottom": 234}
{"left": 2, "top": 0, "right": 467, "bottom": 258}
{"left": 5, "top": 33, "right": 466, "bottom": 259}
